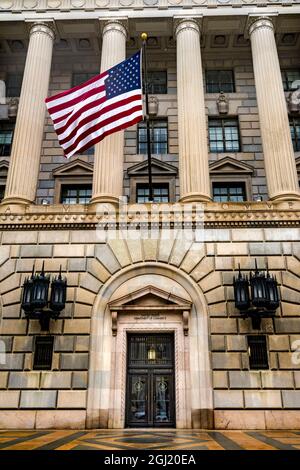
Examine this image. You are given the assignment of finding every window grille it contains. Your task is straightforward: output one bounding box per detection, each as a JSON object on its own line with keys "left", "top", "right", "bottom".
{"left": 33, "top": 336, "right": 54, "bottom": 370}
{"left": 248, "top": 335, "right": 269, "bottom": 370}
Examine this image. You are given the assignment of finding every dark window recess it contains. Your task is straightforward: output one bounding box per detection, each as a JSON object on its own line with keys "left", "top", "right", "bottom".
{"left": 61, "top": 184, "right": 92, "bottom": 204}
{"left": 0, "top": 122, "right": 14, "bottom": 156}
{"left": 281, "top": 69, "right": 300, "bottom": 91}
{"left": 209, "top": 118, "right": 240, "bottom": 153}
{"left": 213, "top": 182, "right": 246, "bottom": 202}
{"left": 72, "top": 72, "right": 98, "bottom": 88}
{"left": 290, "top": 117, "right": 300, "bottom": 152}
{"left": 6, "top": 73, "right": 23, "bottom": 97}
{"left": 33, "top": 336, "right": 54, "bottom": 370}
{"left": 248, "top": 335, "right": 269, "bottom": 370}
{"left": 136, "top": 183, "right": 169, "bottom": 203}
{"left": 0, "top": 186, "right": 5, "bottom": 202}
{"left": 144, "top": 71, "right": 167, "bottom": 94}
{"left": 205, "top": 70, "right": 235, "bottom": 93}
{"left": 138, "top": 120, "right": 168, "bottom": 154}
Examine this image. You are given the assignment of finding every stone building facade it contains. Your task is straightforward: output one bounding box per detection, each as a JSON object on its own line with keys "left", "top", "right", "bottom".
{"left": 0, "top": 0, "right": 300, "bottom": 430}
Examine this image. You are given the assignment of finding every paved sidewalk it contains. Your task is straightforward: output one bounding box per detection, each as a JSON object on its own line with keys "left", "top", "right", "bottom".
{"left": 0, "top": 430, "right": 300, "bottom": 450}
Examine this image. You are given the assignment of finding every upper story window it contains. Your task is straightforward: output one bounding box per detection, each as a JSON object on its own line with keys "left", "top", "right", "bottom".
{"left": 205, "top": 70, "right": 235, "bottom": 93}
{"left": 145, "top": 71, "right": 167, "bottom": 94}
{"left": 6, "top": 73, "right": 23, "bottom": 97}
{"left": 136, "top": 183, "right": 170, "bottom": 203}
{"left": 290, "top": 117, "right": 300, "bottom": 151}
{"left": 0, "top": 122, "right": 14, "bottom": 156}
{"left": 138, "top": 119, "right": 168, "bottom": 154}
{"left": 281, "top": 69, "right": 300, "bottom": 91}
{"left": 212, "top": 181, "right": 246, "bottom": 202}
{"left": 60, "top": 184, "right": 92, "bottom": 204}
{"left": 209, "top": 118, "right": 240, "bottom": 153}
{"left": 72, "top": 72, "right": 98, "bottom": 88}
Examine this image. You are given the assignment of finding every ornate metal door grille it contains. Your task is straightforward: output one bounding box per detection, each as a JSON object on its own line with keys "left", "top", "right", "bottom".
{"left": 126, "top": 334, "right": 175, "bottom": 428}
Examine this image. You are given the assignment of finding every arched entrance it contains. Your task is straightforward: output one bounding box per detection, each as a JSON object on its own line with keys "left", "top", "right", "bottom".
{"left": 86, "top": 263, "right": 213, "bottom": 429}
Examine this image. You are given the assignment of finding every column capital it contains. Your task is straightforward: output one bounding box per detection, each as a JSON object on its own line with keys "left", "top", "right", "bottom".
{"left": 247, "top": 15, "right": 276, "bottom": 37}
{"left": 174, "top": 16, "right": 202, "bottom": 38}
{"left": 26, "top": 20, "right": 56, "bottom": 41}
{"left": 101, "top": 18, "right": 128, "bottom": 40}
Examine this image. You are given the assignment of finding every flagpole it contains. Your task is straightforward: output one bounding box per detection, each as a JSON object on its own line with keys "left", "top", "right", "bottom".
{"left": 141, "top": 33, "right": 153, "bottom": 203}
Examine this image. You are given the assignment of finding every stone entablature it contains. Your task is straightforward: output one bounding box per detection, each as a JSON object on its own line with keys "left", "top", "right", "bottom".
{"left": 1, "top": 0, "right": 300, "bottom": 15}
{"left": 0, "top": 201, "right": 300, "bottom": 230}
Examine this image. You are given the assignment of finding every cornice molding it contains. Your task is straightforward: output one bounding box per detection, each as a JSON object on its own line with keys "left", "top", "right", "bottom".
{"left": 0, "top": 201, "right": 299, "bottom": 230}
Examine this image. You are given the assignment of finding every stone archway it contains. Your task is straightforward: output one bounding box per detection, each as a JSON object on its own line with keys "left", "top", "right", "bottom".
{"left": 86, "top": 262, "right": 213, "bottom": 429}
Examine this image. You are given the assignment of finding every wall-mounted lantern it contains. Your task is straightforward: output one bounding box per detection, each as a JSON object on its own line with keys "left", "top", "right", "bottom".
{"left": 233, "top": 260, "right": 280, "bottom": 329}
{"left": 21, "top": 263, "right": 67, "bottom": 331}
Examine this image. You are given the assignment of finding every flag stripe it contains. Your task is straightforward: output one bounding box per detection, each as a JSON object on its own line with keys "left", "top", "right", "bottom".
{"left": 68, "top": 113, "right": 143, "bottom": 158}
{"left": 63, "top": 104, "right": 143, "bottom": 156}
{"left": 58, "top": 93, "right": 142, "bottom": 145}
{"left": 45, "top": 72, "right": 107, "bottom": 104}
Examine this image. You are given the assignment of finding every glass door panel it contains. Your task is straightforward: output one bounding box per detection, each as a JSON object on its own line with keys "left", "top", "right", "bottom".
{"left": 127, "top": 374, "right": 148, "bottom": 425}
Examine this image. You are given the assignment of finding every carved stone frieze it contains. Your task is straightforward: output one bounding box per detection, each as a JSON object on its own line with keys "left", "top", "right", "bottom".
{"left": 0, "top": 201, "right": 299, "bottom": 229}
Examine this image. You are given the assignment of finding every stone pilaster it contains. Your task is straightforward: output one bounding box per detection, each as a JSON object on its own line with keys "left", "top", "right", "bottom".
{"left": 91, "top": 20, "right": 127, "bottom": 205}
{"left": 248, "top": 16, "right": 300, "bottom": 201}
{"left": 2, "top": 22, "right": 55, "bottom": 206}
{"left": 175, "top": 18, "right": 211, "bottom": 203}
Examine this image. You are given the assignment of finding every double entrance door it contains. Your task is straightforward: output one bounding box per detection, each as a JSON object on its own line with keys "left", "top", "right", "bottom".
{"left": 126, "top": 333, "right": 175, "bottom": 428}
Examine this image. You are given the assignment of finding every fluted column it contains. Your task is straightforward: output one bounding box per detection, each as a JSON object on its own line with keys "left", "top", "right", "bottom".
{"left": 2, "top": 22, "right": 55, "bottom": 205}
{"left": 91, "top": 20, "right": 127, "bottom": 205}
{"left": 175, "top": 18, "right": 211, "bottom": 203}
{"left": 249, "top": 16, "right": 300, "bottom": 201}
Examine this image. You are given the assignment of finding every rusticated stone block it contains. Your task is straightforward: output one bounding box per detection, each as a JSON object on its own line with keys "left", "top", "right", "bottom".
{"left": 20, "top": 245, "right": 53, "bottom": 258}
{"left": 8, "top": 372, "right": 40, "bottom": 389}
{"left": 79, "top": 273, "right": 102, "bottom": 294}
{"left": 227, "top": 335, "right": 247, "bottom": 351}
{"left": 75, "top": 336, "right": 90, "bottom": 352}
{"left": 0, "top": 372, "right": 8, "bottom": 389}
{"left": 54, "top": 336, "right": 74, "bottom": 352}
{"left": 261, "top": 371, "right": 294, "bottom": 389}
{"left": 13, "top": 337, "right": 33, "bottom": 352}
{"left": 60, "top": 354, "right": 89, "bottom": 370}
{"left": 213, "top": 371, "right": 228, "bottom": 389}
{"left": 217, "top": 243, "right": 248, "bottom": 256}
{"left": 211, "top": 336, "right": 226, "bottom": 352}
{"left": 278, "top": 352, "right": 300, "bottom": 369}
{"left": 205, "top": 286, "right": 226, "bottom": 305}
{"left": 0, "top": 391, "right": 20, "bottom": 408}
{"left": 2, "top": 231, "right": 38, "bottom": 245}
{"left": 244, "top": 391, "right": 282, "bottom": 408}
{"left": 95, "top": 244, "right": 120, "bottom": 273}
{"left": 54, "top": 244, "right": 85, "bottom": 258}
{"left": 282, "top": 391, "right": 300, "bottom": 408}
{"left": 72, "top": 372, "right": 88, "bottom": 389}
{"left": 199, "top": 271, "right": 222, "bottom": 293}
{"left": 211, "top": 318, "right": 237, "bottom": 334}
{"left": 0, "top": 354, "right": 24, "bottom": 370}
{"left": 74, "top": 303, "right": 92, "bottom": 318}
{"left": 275, "top": 319, "right": 300, "bottom": 334}
{"left": 229, "top": 371, "right": 261, "bottom": 388}
{"left": 35, "top": 410, "right": 86, "bottom": 429}
{"left": 232, "top": 228, "right": 263, "bottom": 242}
{"left": 20, "top": 390, "right": 57, "bottom": 408}
{"left": 38, "top": 231, "right": 70, "bottom": 244}
{"left": 64, "top": 319, "right": 90, "bottom": 335}
{"left": 40, "top": 372, "right": 72, "bottom": 389}
{"left": 268, "top": 335, "right": 290, "bottom": 351}
{"left": 214, "top": 390, "right": 244, "bottom": 408}
{"left": 212, "top": 353, "right": 241, "bottom": 369}
{"left": 190, "top": 256, "right": 214, "bottom": 282}
{"left": 57, "top": 391, "right": 86, "bottom": 408}
{"left": 75, "top": 288, "right": 95, "bottom": 306}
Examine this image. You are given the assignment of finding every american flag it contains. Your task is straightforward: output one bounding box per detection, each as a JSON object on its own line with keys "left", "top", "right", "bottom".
{"left": 45, "top": 51, "right": 143, "bottom": 159}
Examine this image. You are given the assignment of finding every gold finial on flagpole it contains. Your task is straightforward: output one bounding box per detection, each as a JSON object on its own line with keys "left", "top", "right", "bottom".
{"left": 141, "top": 32, "right": 148, "bottom": 41}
